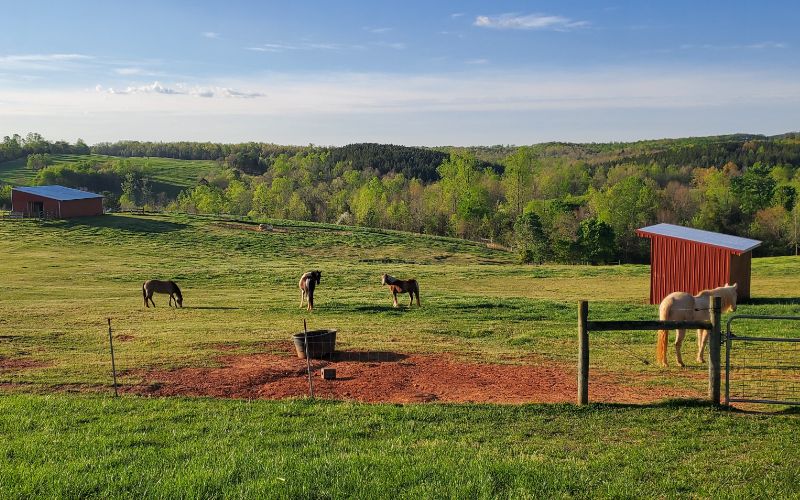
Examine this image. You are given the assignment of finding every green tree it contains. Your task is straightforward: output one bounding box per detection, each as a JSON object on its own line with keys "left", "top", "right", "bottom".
{"left": 578, "top": 218, "right": 616, "bottom": 264}
{"left": 513, "top": 211, "right": 548, "bottom": 264}
{"left": 590, "top": 177, "right": 657, "bottom": 261}
{"left": 502, "top": 147, "right": 535, "bottom": 217}
{"left": 731, "top": 162, "right": 776, "bottom": 215}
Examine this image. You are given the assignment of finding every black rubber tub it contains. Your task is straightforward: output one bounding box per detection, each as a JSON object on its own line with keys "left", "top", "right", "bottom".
{"left": 292, "top": 329, "right": 337, "bottom": 359}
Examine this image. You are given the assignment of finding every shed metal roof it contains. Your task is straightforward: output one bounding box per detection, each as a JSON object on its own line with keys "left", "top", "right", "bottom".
{"left": 13, "top": 185, "right": 103, "bottom": 201}
{"left": 636, "top": 223, "right": 761, "bottom": 253}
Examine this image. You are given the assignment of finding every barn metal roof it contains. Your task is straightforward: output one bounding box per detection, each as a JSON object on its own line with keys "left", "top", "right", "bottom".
{"left": 13, "top": 185, "right": 103, "bottom": 201}
{"left": 636, "top": 223, "right": 761, "bottom": 253}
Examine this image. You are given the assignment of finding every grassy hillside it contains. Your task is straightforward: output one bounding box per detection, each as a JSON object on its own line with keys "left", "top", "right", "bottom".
{"left": 0, "top": 154, "right": 221, "bottom": 196}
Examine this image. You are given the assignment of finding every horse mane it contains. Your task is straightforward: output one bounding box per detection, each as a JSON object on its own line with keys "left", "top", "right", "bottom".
{"left": 383, "top": 274, "right": 397, "bottom": 285}
{"left": 171, "top": 281, "right": 182, "bottom": 299}
{"left": 696, "top": 283, "right": 737, "bottom": 312}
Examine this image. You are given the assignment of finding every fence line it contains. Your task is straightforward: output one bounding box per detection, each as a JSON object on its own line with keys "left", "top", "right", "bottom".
{"left": 578, "top": 297, "right": 722, "bottom": 405}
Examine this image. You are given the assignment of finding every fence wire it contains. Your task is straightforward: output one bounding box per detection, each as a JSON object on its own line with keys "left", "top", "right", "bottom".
{"left": 726, "top": 316, "right": 800, "bottom": 405}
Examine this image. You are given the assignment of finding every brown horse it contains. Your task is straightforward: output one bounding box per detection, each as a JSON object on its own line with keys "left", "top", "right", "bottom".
{"left": 299, "top": 270, "right": 321, "bottom": 311}
{"left": 381, "top": 274, "right": 420, "bottom": 308}
{"left": 143, "top": 280, "right": 183, "bottom": 308}
{"left": 656, "top": 283, "right": 738, "bottom": 367}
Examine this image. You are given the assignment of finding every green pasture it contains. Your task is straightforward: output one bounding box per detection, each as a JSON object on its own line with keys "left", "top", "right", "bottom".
{"left": 0, "top": 154, "right": 221, "bottom": 195}
{"left": 1, "top": 213, "right": 799, "bottom": 497}
{"left": 0, "top": 213, "right": 798, "bottom": 393}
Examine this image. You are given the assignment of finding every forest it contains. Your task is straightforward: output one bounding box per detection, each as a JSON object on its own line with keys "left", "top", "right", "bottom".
{"left": 2, "top": 132, "right": 799, "bottom": 262}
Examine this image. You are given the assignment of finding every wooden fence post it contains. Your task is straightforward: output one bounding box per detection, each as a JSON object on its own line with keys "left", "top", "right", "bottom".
{"left": 578, "top": 300, "right": 589, "bottom": 405}
{"left": 708, "top": 296, "right": 722, "bottom": 405}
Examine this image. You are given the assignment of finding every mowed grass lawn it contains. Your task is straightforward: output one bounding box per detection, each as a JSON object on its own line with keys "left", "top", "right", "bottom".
{"left": 0, "top": 395, "right": 799, "bottom": 498}
{"left": 0, "top": 213, "right": 799, "bottom": 497}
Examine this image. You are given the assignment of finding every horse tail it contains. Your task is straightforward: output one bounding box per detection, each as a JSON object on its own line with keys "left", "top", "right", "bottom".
{"left": 414, "top": 281, "right": 420, "bottom": 306}
{"left": 657, "top": 329, "right": 668, "bottom": 367}
{"left": 656, "top": 297, "right": 670, "bottom": 367}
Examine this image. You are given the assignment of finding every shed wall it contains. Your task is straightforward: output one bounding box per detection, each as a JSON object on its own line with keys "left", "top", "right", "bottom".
{"left": 648, "top": 236, "right": 732, "bottom": 304}
{"left": 728, "top": 252, "right": 752, "bottom": 301}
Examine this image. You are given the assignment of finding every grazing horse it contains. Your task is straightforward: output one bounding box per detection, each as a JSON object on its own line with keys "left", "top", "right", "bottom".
{"left": 142, "top": 280, "right": 183, "bottom": 308}
{"left": 299, "top": 270, "right": 322, "bottom": 311}
{"left": 381, "top": 274, "right": 420, "bottom": 308}
{"left": 656, "top": 283, "right": 738, "bottom": 367}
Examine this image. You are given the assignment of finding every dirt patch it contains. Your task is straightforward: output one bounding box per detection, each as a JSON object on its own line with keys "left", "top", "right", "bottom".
{"left": 0, "top": 357, "right": 49, "bottom": 373}
{"left": 115, "top": 334, "right": 135, "bottom": 342}
{"left": 124, "top": 346, "right": 704, "bottom": 404}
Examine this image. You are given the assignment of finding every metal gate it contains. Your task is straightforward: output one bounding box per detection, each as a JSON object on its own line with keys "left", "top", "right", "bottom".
{"left": 725, "top": 315, "right": 800, "bottom": 405}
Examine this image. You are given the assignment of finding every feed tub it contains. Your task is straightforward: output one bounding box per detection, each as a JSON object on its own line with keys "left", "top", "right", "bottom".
{"left": 293, "top": 329, "right": 337, "bottom": 359}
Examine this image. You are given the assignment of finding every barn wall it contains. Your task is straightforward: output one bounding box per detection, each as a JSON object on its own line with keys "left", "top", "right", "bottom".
{"left": 647, "top": 236, "right": 732, "bottom": 304}
{"left": 11, "top": 190, "right": 61, "bottom": 217}
{"left": 728, "top": 252, "right": 752, "bottom": 301}
{"left": 60, "top": 198, "right": 103, "bottom": 217}
{"left": 11, "top": 190, "right": 103, "bottom": 218}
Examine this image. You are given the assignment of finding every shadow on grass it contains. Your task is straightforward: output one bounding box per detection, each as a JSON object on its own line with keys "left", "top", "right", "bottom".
{"left": 183, "top": 306, "right": 241, "bottom": 310}
{"left": 743, "top": 297, "right": 800, "bottom": 306}
{"left": 59, "top": 215, "right": 187, "bottom": 233}
{"left": 350, "top": 304, "right": 409, "bottom": 313}
{"left": 592, "top": 398, "right": 800, "bottom": 415}
{"left": 332, "top": 350, "right": 408, "bottom": 363}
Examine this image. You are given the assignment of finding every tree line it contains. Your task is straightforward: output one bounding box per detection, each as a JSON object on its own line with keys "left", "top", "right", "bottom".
{"left": 2, "top": 133, "right": 799, "bottom": 261}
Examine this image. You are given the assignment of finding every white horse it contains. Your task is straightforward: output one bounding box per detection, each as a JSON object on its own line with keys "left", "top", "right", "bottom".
{"left": 656, "top": 283, "right": 738, "bottom": 367}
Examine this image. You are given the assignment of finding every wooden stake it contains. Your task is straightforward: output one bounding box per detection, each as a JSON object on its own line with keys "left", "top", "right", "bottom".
{"left": 107, "top": 318, "right": 118, "bottom": 397}
{"left": 304, "top": 319, "right": 314, "bottom": 399}
{"left": 578, "top": 301, "right": 589, "bottom": 405}
{"left": 708, "top": 296, "right": 722, "bottom": 406}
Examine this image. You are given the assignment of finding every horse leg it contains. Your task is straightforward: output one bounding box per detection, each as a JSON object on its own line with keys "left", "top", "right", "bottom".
{"left": 307, "top": 290, "right": 313, "bottom": 312}
{"left": 168, "top": 294, "right": 173, "bottom": 308}
{"left": 149, "top": 295, "right": 156, "bottom": 308}
{"left": 392, "top": 290, "right": 398, "bottom": 308}
{"left": 674, "top": 329, "right": 686, "bottom": 367}
{"left": 697, "top": 329, "right": 708, "bottom": 363}
{"left": 300, "top": 289, "right": 305, "bottom": 308}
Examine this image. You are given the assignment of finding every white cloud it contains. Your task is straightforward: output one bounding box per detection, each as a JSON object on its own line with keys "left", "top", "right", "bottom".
{"left": 246, "top": 41, "right": 364, "bottom": 53}
{"left": 95, "top": 81, "right": 263, "bottom": 99}
{"left": 0, "top": 53, "right": 94, "bottom": 71}
{"left": 682, "top": 41, "right": 787, "bottom": 50}
{"left": 474, "top": 13, "right": 589, "bottom": 31}
{"left": 364, "top": 27, "right": 392, "bottom": 34}
{"left": 202, "top": 31, "right": 220, "bottom": 39}
{"left": 451, "top": 13, "right": 465, "bottom": 18}
{"left": 465, "top": 59, "right": 489, "bottom": 65}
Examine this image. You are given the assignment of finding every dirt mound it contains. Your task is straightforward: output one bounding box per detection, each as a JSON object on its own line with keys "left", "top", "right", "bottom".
{"left": 124, "top": 348, "right": 703, "bottom": 404}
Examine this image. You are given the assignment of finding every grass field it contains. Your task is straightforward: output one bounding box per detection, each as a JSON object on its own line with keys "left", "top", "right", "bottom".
{"left": 0, "top": 154, "right": 222, "bottom": 196}
{"left": 0, "top": 213, "right": 799, "bottom": 496}
{"left": 1, "top": 395, "right": 799, "bottom": 498}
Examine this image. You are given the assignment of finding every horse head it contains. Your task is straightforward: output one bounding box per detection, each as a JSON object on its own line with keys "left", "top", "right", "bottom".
{"left": 381, "top": 274, "right": 390, "bottom": 285}
{"left": 314, "top": 270, "right": 321, "bottom": 285}
{"left": 723, "top": 283, "right": 738, "bottom": 312}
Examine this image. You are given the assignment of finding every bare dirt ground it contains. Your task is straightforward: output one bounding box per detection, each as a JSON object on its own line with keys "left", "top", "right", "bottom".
{"left": 120, "top": 343, "right": 705, "bottom": 404}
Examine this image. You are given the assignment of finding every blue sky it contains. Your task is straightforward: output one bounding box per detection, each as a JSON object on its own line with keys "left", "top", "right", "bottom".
{"left": 1, "top": 0, "right": 798, "bottom": 145}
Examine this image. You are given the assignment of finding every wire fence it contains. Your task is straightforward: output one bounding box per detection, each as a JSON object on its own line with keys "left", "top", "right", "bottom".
{"left": 726, "top": 316, "right": 800, "bottom": 405}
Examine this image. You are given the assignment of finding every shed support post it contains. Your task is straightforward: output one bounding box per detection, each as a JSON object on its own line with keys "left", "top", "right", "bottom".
{"left": 578, "top": 300, "right": 589, "bottom": 405}
{"left": 708, "top": 296, "right": 722, "bottom": 406}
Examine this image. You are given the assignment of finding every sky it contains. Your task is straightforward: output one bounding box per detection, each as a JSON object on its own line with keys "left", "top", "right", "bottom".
{"left": 1, "top": 0, "right": 799, "bottom": 146}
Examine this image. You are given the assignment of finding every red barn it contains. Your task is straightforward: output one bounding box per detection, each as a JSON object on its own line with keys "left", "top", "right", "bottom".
{"left": 636, "top": 223, "right": 761, "bottom": 304}
{"left": 11, "top": 185, "right": 104, "bottom": 218}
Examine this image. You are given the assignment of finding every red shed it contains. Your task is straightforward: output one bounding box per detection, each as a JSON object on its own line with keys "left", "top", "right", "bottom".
{"left": 636, "top": 223, "right": 761, "bottom": 304}
{"left": 11, "top": 185, "right": 104, "bottom": 218}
